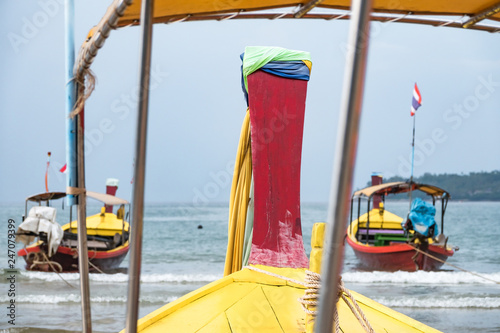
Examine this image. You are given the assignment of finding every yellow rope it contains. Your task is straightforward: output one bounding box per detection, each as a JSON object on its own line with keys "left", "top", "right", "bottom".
{"left": 223, "top": 109, "right": 252, "bottom": 276}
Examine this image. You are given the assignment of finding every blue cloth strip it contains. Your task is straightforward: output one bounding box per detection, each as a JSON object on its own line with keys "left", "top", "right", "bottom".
{"left": 240, "top": 54, "right": 310, "bottom": 106}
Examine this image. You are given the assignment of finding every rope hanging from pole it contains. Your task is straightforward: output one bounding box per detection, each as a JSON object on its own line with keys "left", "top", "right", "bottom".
{"left": 71, "top": 0, "right": 134, "bottom": 118}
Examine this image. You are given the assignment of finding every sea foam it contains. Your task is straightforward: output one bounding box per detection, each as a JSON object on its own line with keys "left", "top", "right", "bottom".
{"left": 343, "top": 270, "right": 500, "bottom": 285}
{"left": 0, "top": 294, "right": 178, "bottom": 304}
{"left": 374, "top": 295, "right": 500, "bottom": 309}
{"left": 20, "top": 270, "right": 221, "bottom": 284}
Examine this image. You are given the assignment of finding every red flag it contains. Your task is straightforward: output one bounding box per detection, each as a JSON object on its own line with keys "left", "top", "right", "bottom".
{"left": 411, "top": 83, "right": 422, "bottom": 116}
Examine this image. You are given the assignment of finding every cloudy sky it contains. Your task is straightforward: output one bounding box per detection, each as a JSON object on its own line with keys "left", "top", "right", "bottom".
{"left": 1, "top": 2, "right": 500, "bottom": 205}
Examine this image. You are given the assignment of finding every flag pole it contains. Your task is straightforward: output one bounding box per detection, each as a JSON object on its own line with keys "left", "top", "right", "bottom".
{"left": 409, "top": 113, "right": 416, "bottom": 211}
{"left": 408, "top": 82, "right": 421, "bottom": 211}
{"left": 45, "top": 152, "right": 51, "bottom": 192}
{"left": 65, "top": 1, "right": 92, "bottom": 331}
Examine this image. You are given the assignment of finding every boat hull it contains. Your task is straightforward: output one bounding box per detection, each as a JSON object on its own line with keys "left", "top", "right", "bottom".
{"left": 346, "top": 237, "right": 453, "bottom": 271}
{"left": 17, "top": 243, "right": 129, "bottom": 273}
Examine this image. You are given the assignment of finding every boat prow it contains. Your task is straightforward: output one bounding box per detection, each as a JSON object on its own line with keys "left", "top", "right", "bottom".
{"left": 125, "top": 48, "right": 444, "bottom": 332}
{"left": 130, "top": 224, "right": 442, "bottom": 333}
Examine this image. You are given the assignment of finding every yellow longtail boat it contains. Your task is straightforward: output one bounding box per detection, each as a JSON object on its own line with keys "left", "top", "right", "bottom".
{"left": 66, "top": 1, "right": 500, "bottom": 332}
{"left": 122, "top": 47, "right": 441, "bottom": 332}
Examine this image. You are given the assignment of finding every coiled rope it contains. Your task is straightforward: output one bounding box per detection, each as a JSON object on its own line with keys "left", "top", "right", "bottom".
{"left": 298, "top": 270, "right": 375, "bottom": 333}
{"left": 28, "top": 252, "right": 75, "bottom": 289}
{"left": 244, "top": 266, "right": 375, "bottom": 333}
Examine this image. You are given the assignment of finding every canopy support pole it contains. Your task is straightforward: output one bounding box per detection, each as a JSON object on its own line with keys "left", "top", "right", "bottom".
{"left": 462, "top": 2, "right": 500, "bottom": 28}
{"left": 315, "top": 0, "right": 372, "bottom": 332}
{"left": 75, "top": 88, "right": 91, "bottom": 333}
{"left": 65, "top": 1, "right": 91, "bottom": 331}
{"left": 125, "top": 0, "right": 154, "bottom": 331}
{"left": 294, "top": 0, "right": 326, "bottom": 18}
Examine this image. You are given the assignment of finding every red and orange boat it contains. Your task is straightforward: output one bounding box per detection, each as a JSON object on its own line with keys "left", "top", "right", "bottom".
{"left": 16, "top": 179, "right": 130, "bottom": 273}
{"left": 346, "top": 174, "right": 456, "bottom": 271}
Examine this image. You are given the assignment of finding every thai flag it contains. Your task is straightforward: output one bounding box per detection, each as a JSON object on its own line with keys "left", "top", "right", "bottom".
{"left": 411, "top": 83, "right": 422, "bottom": 116}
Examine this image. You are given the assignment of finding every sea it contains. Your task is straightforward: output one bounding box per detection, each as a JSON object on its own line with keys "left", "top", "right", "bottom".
{"left": 1, "top": 201, "right": 499, "bottom": 333}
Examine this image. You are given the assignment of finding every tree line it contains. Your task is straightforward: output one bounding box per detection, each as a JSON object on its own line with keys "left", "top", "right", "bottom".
{"left": 367, "top": 170, "right": 500, "bottom": 201}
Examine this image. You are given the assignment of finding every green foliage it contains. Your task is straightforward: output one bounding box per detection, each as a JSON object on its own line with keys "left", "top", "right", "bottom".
{"left": 365, "top": 171, "right": 500, "bottom": 201}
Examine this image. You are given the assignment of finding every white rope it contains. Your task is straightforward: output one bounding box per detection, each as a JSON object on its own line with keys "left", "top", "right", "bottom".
{"left": 438, "top": 19, "right": 456, "bottom": 27}
{"left": 219, "top": 11, "right": 242, "bottom": 21}
{"left": 328, "top": 12, "right": 349, "bottom": 21}
{"left": 167, "top": 14, "right": 191, "bottom": 24}
{"left": 243, "top": 266, "right": 374, "bottom": 332}
{"left": 296, "top": 270, "right": 374, "bottom": 333}
{"left": 73, "top": 0, "right": 134, "bottom": 117}
{"left": 243, "top": 265, "right": 306, "bottom": 286}
{"left": 88, "top": 260, "right": 106, "bottom": 274}
{"left": 298, "top": 270, "right": 320, "bottom": 315}
{"left": 272, "top": 5, "right": 301, "bottom": 20}
{"left": 339, "top": 280, "right": 375, "bottom": 333}
{"left": 66, "top": 186, "right": 86, "bottom": 195}
{"left": 410, "top": 244, "right": 500, "bottom": 284}
{"left": 29, "top": 252, "right": 76, "bottom": 289}
{"left": 386, "top": 12, "right": 410, "bottom": 23}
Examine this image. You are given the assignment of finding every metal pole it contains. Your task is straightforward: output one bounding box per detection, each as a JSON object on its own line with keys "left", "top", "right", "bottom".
{"left": 126, "top": 0, "right": 154, "bottom": 331}
{"left": 76, "top": 95, "right": 91, "bottom": 333}
{"left": 65, "top": 0, "right": 77, "bottom": 207}
{"left": 65, "top": 1, "right": 91, "bottom": 331}
{"left": 315, "top": 0, "right": 372, "bottom": 332}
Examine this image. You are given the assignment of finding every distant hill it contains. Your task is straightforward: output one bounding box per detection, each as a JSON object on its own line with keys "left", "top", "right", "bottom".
{"left": 365, "top": 171, "right": 500, "bottom": 201}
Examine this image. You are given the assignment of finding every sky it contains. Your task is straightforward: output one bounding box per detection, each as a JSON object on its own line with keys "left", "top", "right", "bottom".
{"left": 1, "top": 2, "right": 500, "bottom": 205}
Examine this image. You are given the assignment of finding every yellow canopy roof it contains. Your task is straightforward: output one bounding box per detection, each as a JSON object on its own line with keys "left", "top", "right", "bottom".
{"left": 115, "top": 0, "right": 500, "bottom": 30}
{"left": 25, "top": 191, "right": 129, "bottom": 205}
{"left": 74, "top": 0, "right": 500, "bottom": 116}
{"left": 87, "top": 191, "right": 129, "bottom": 206}
{"left": 353, "top": 181, "right": 450, "bottom": 199}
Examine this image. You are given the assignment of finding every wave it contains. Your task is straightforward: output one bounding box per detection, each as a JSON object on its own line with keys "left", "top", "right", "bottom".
{"left": 8, "top": 269, "right": 500, "bottom": 285}
{"left": 343, "top": 270, "right": 500, "bottom": 285}
{"left": 4, "top": 293, "right": 499, "bottom": 309}
{"left": 17, "top": 271, "right": 221, "bottom": 284}
{"left": 374, "top": 296, "right": 500, "bottom": 309}
{"left": 0, "top": 294, "right": 178, "bottom": 304}
{"left": 144, "top": 215, "right": 225, "bottom": 222}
